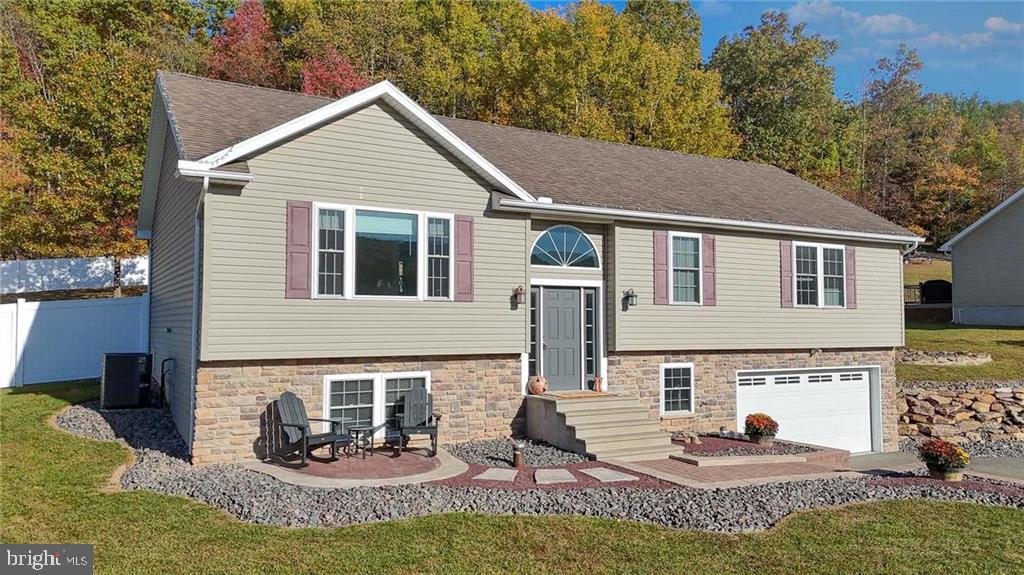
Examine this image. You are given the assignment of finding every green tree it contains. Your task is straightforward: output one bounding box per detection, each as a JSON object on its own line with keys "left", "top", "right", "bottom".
{"left": 710, "top": 11, "right": 838, "bottom": 175}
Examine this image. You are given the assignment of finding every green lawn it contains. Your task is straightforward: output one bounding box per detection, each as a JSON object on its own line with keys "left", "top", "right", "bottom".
{"left": 903, "top": 259, "right": 952, "bottom": 285}
{"left": 2, "top": 382, "right": 1023, "bottom": 574}
{"left": 900, "top": 322, "right": 1024, "bottom": 381}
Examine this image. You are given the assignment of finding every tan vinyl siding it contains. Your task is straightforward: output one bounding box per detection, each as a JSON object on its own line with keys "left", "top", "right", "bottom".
{"left": 149, "top": 123, "right": 200, "bottom": 444}
{"left": 528, "top": 220, "right": 605, "bottom": 282}
{"left": 611, "top": 223, "right": 904, "bottom": 350}
{"left": 200, "top": 103, "right": 527, "bottom": 361}
{"left": 952, "top": 197, "right": 1024, "bottom": 308}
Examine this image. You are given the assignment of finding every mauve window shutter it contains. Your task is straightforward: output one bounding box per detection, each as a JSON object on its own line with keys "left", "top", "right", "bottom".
{"left": 454, "top": 215, "right": 474, "bottom": 302}
{"left": 702, "top": 233, "right": 717, "bottom": 306}
{"left": 845, "top": 246, "right": 857, "bottom": 309}
{"left": 653, "top": 230, "right": 668, "bottom": 305}
{"left": 285, "top": 200, "right": 312, "bottom": 299}
{"left": 780, "top": 240, "right": 793, "bottom": 308}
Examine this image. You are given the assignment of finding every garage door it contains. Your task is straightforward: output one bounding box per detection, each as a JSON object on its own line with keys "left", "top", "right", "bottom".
{"left": 735, "top": 369, "right": 873, "bottom": 453}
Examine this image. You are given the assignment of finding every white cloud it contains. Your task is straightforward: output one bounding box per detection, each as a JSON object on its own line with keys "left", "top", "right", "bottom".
{"left": 787, "top": 1, "right": 861, "bottom": 24}
{"left": 788, "top": 1, "right": 926, "bottom": 36}
{"left": 913, "top": 31, "right": 994, "bottom": 51}
{"left": 985, "top": 16, "right": 1024, "bottom": 34}
{"left": 857, "top": 14, "right": 927, "bottom": 35}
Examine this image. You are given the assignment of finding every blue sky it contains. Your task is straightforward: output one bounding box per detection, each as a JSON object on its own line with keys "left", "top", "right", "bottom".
{"left": 534, "top": 1, "right": 1024, "bottom": 101}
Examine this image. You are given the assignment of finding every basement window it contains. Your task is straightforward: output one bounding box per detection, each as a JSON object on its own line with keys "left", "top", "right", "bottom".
{"left": 660, "top": 363, "right": 695, "bottom": 417}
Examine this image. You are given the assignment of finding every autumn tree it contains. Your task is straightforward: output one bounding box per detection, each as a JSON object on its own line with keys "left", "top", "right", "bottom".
{"left": 1, "top": 0, "right": 205, "bottom": 274}
{"left": 301, "top": 46, "right": 369, "bottom": 97}
{"left": 210, "top": 0, "right": 284, "bottom": 88}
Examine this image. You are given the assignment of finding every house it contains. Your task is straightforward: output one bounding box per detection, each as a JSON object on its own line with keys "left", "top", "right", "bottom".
{"left": 939, "top": 187, "right": 1024, "bottom": 326}
{"left": 137, "top": 72, "right": 921, "bottom": 464}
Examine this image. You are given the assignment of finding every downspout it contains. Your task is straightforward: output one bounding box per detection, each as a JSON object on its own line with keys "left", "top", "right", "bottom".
{"left": 188, "top": 176, "right": 208, "bottom": 459}
{"left": 899, "top": 239, "right": 919, "bottom": 348}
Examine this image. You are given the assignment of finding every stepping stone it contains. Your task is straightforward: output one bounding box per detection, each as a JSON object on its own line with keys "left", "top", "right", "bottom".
{"left": 579, "top": 467, "right": 639, "bottom": 483}
{"left": 473, "top": 468, "right": 518, "bottom": 482}
{"left": 535, "top": 468, "right": 577, "bottom": 484}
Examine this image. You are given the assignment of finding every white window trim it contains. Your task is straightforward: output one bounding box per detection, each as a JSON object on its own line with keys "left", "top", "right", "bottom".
{"left": 424, "top": 212, "right": 455, "bottom": 301}
{"left": 530, "top": 224, "right": 603, "bottom": 271}
{"left": 321, "top": 371, "right": 432, "bottom": 436}
{"left": 659, "top": 362, "right": 695, "bottom": 417}
{"left": 792, "top": 241, "right": 846, "bottom": 309}
{"left": 311, "top": 202, "right": 454, "bottom": 301}
{"left": 668, "top": 231, "right": 703, "bottom": 305}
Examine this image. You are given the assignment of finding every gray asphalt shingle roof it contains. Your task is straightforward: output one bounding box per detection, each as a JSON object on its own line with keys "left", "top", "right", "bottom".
{"left": 157, "top": 71, "right": 913, "bottom": 237}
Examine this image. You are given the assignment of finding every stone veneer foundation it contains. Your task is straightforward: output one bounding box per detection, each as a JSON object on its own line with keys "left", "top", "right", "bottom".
{"left": 193, "top": 354, "right": 523, "bottom": 465}
{"left": 191, "top": 348, "right": 898, "bottom": 464}
{"left": 606, "top": 348, "right": 899, "bottom": 451}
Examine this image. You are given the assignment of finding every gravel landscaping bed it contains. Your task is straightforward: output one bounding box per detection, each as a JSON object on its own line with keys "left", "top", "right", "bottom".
{"left": 678, "top": 436, "right": 819, "bottom": 457}
{"left": 900, "top": 437, "right": 1024, "bottom": 458}
{"left": 443, "top": 437, "right": 587, "bottom": 467}
{"left": 55, "top": 403, "right": 1024, "bottom": 533}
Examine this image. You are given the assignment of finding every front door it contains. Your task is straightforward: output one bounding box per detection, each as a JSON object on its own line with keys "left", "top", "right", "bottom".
{"left": 542, "top": 287, "right": 582, "bottom": 390}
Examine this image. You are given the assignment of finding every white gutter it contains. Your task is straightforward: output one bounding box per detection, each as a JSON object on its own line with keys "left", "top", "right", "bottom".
{"left": 177, "top": 163, "right": 254, "bottom": 183}
{"left": 494, "top": 197, "right": 924, "bottom": 247}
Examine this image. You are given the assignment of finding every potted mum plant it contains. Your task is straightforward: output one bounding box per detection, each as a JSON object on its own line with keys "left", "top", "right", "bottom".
{"left": 744, "top": 413, "right": 778, "bottom": 447}
{"left": 917, "top": 438, "right": 970, "bottom": 482}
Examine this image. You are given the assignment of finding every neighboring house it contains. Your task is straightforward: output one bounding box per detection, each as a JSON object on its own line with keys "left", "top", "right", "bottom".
{"left": 138, "top": 72, "right": 921, "bottom": 464}
{"left": 940, "top": 188, "right": 1024, "bottom": 326}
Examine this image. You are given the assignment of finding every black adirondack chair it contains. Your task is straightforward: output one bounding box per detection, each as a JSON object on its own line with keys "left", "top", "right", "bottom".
{"left": 273, "top": 391, "right": 352, "bottom": 464}
{"left": 385, "top": 387, "right": 443, "bottom": 457}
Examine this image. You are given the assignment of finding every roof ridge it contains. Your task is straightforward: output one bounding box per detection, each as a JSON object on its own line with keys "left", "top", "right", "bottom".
{"left": 437, "top": 115, "right": 773, "bottom": 170}
{"left": 157, "top": 70, "right": 335, "bottom": 104}
{"left": 160, "top": 70, "right": 776, "bottom": 173}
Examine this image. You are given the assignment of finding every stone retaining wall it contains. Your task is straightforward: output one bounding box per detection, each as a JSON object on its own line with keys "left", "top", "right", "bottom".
{"left": 899, "top": 384, "right": 1024, "bottom": 443}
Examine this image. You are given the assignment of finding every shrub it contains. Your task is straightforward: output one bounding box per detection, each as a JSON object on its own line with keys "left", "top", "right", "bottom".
{"left": 917, "top": 439, "right": 970, "bottom": 469}
{"left": 744, "top": 413, "right": 778, "bottom": 436}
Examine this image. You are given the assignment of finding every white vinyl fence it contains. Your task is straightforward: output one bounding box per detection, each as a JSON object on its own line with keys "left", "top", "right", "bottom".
{"left": 1, "top": 294, "right": 148, "bottom": 387}
{"left": 1, "top": 256, "right": 148, "bottom": 294}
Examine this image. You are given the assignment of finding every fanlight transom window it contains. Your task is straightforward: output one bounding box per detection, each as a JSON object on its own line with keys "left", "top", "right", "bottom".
{"left": 531, "top": 225, "right": 599, "bottom": 268}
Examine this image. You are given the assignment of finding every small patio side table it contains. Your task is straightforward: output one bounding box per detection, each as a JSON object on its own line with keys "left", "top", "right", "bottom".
{"left": 347, "top": 425, "right": 377, "bottom": 459}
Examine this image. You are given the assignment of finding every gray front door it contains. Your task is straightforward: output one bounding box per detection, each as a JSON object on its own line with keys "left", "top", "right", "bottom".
{"left": 542, "top": 287, "right": 581, "bottom": 391}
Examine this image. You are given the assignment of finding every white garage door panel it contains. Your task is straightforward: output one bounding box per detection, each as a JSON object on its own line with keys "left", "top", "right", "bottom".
{"left": 736, "top": 370, "right": 872, "bottom": 453}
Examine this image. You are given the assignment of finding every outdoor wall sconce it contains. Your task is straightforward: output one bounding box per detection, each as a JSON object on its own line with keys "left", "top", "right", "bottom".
{"left": 513, "top": 285, "right": 527, "bottom": 305}
{"left": 510, "top": 285, "right": 526, "bottom": 310}
{"left": 623, "top": 288, "right": 638, "bottom": 308}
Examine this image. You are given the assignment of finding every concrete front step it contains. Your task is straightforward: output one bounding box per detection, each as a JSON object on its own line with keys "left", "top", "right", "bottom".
{"left": 593, "top": 443, "right": 686, "bottom": 462}
{"left": 581, "top": 431, "right": 674, "bottom": 453}
{"left": 526, "top": 394, "right": 681, "bottom": 462}
{"left": 576, "top": 427, "right": 668, "bottom": 444}
{"left": 569, "top": 421, "right": 663, "bottom": 437}
{"left": 561, "top": 407, "right": 652, "bottom": 425}
{"left": 554, "top": 397, "right": 646, "bottom": 413}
